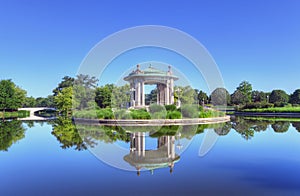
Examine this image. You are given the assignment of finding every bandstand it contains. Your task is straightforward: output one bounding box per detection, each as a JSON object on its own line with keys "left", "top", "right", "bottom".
{"left": 124, "top": 65, "right": 179, "bottom": 107}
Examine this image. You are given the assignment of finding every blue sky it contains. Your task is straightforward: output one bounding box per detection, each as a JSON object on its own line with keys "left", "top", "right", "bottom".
{"left": 0, "top": 0, "right": 299, "bottom": 97}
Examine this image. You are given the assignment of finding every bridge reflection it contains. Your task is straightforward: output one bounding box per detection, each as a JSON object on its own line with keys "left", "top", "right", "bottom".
{"left": 18, "top": 107, "right": 56, "bottom": 121}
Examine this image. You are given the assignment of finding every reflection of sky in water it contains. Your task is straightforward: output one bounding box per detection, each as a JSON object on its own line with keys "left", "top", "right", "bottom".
{"left": 0, "top": 122, "right": 300, "bottom": 195}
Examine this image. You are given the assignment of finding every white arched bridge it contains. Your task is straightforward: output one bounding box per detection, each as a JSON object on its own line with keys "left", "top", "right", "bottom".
{"left": 18, "top": 107, "right": 57, "bottom": 121}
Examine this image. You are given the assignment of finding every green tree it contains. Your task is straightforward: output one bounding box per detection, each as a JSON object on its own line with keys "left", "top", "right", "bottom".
{"left": 53, "top": 76, "right": 74, "bottom": 96}
{"left": 174, "top": 86, "right": 197, "bottom": 105}
{"left": 290, "top": 89, "right": 300, "bottom": 105}
{"left": 112, "top": 84, "right": 130, "bottom": 108}
{"left": 236, "top": 81, "right": 252, "bottom": 104}
{"left": 210, "top": 87, "right": 231, "bottom": 106}
{"left": 251, "top": 90, "right": 267, "bottom": 102}
{"left": 0, "top": 80, "right": 26, "bottom": 119}
{"left": 198, "top": 90, "right": 208, "bottom": 105}
{"left": 269, "top": 89, "right": 289, "bottom": 105}
{"left": 145, "top": 88, "right": 157, "bottom": 105}
{"left": 231, "top": 90, "right": 248, "bottom": 105}
{"left": 23, "top": 96, "right": 36, "bottom": 107}
{"left": 95, "top": 84, "right": 115, "bottom": 108}
{"left": 54, "top": 87, "right": 73, "bottom": 116}
{"left": 73, "top": 74, "right": 98, "bottom": 110}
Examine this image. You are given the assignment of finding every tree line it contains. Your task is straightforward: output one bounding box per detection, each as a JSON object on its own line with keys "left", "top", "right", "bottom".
{"left": 1, "top": 77, "right": 300, "bottom": 117}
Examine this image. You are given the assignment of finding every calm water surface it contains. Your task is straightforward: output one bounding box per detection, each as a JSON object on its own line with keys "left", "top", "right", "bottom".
{"left": 1, "top": 117, "right": 300, "bottom": 196}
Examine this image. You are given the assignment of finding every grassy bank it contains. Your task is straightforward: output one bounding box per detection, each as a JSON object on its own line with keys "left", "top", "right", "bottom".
{"left": 73, "top": 105, "right": 225, "bottom": 120}
{"left": 0, "top": 110, "right": 30, "bottom": 119}
{"left": 241, "top": 106, "right": 300, "bottom": 113}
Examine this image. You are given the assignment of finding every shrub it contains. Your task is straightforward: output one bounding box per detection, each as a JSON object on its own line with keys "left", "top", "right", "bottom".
{"left": 166, "top": 111, "right": 182, "bottom": 119}
{"left": 149, "top": 104, "right": 165, "bottom": 113}
{"left": 180, "top": 104, "right": 199, "bottom": 118}
{"left": 243, "top": 102, "right": 274, "bottom": 109}
{"left": 130, "top": 109, "right": 151, "bottom": 119}
{"left": 151, "top": 111, "right": 167, "bottom": 119}
{"left": 165, "top": 104, "right": 177, "bottom": 111}
{"left": 114, "top": 109, "right": 131, "bottom": 119}
{"left": 96, "top": 108, "right": 113, "bottom": 119}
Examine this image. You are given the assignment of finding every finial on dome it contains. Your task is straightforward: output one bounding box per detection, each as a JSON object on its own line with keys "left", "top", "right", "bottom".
{"left": 168, "top": 65, "right": 172, "bottom": 74}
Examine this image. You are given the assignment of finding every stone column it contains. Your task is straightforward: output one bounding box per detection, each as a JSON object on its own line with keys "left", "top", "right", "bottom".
{"left": 137, "top": 81, "right": 141, "bottom": 106}
{"left": 157, "top": 85, "right": 159, "bottom": 105}
{"left": 142, "top": 81, "right": 145, "bottom": 106}
{"left": 170, "top": 78, "right": 174, "bottom": 104}
{"left": 166, "top": 81, "right": 170, "bottom": 105}
{"left": 171, "top": 136, "right": 175, "bottom": 159}
{"left": 142, "top": 132, "right": 145, "bottom": 157}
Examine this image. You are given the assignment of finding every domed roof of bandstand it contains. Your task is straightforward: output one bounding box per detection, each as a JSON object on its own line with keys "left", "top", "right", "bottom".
{"left": 124, "top": 64, "right": 179, "bottom": 81}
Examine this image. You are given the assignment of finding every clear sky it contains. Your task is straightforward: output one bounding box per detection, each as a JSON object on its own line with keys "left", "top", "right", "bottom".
{"left": 0, "top": 0, "right": 299, "bottom": 97}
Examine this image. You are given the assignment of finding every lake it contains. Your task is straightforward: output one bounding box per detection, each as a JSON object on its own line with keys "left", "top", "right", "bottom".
{"left": 1, "top": 117, "right": 300, "bottom": 196}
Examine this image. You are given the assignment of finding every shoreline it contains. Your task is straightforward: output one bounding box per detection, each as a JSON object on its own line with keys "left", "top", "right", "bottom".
{"left": 233, "top": 112, "right": 300, "bottom": 118}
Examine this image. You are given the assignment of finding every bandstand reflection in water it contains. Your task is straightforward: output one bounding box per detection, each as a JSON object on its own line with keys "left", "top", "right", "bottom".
{"left": 124, "top": 132, "right": 180, "bottom": 176}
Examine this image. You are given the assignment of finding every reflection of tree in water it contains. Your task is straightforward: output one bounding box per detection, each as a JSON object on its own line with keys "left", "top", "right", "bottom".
{"left": 214, "top": 122, "right": 232, "bottom": 136}
{"left": 77, "top": 125, "right": 130, "bottom": 144}
{"left": 292, "top": 122, "right": 300, "bottom": 132}
{"left": 231, "top": 117, "right": 270, "bottom": 140}
{"left": 0, "top": 120, "right": 26, "bottom": 151}
{"left": 52, "top": 117, "right": 87, "bottom": 151}
{"left": 231, "top": 117, "right": 254, "bottom": 140}
{"left": 271, "top": 122, "right": 290, "bottom": 133}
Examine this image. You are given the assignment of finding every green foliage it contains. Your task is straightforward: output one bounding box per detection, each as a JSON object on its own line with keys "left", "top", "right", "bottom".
{"left": 0, "top": 120, "right": 26, "bottom": 151}
{"left": 241, "top": 106, "right": 300, "bottom": 113}
{"left": 35, "top": 95, "right": 55, "bottom": 107}
{"left": 236, "top": 81, "right": 252, "bottom": 104}
{"left": 165, "top": 104, "right": 177, "bottom": 111}
{"left": 271, "top": 121, "right": 290, "bottom": 133}
{"left": 53, "top": 76, "right": 74, "bottom": 96}
{"left": 130, "top": 109, "right": 151, "bottom": 119}
{"left": 73, "top": 75, "right": 98, "bottom": 110}
{"left": 111, "top": 84, "right": 130, "bottom": 108}
{"left": 290, "top": 89, "right": 300, "bottom": 105}
{"left": 0, "top": 110, "right": 29, "bottom": 119}
{"left": 242, "top": 102, "right": 274, "bottom": 109}
{"left": 52, "top": 117, "right": 87, "bottom": 150}
{"left": 269, "top": 89, "right": 289, "bottom": 104}
{"left": 114, "top": 109, "right": 132, "bottom": 119}
{"left": 73, "top": 110, "right": 98, "bottom": 119}
{"left": 166, "top": 111, "right": 182, "bottom": 119}
{"left": 23, "top": 96, "right": 36, "bottom": 107}
{"left": 199, "top": 110, "right": 224, "bottom": 118}
{"left": 149, "top": 104, "right": 165, "bottom": 113}
{"left": 198, "top": 90, "right": 208, "bottom": 105}
{"left": 95, "top": 84, "right": 130, "bottom": 109}
{"left": 180, "top": 104, "right": 199, "bottom": 118}
{"left": 54, "top": 87, "right": 73, "bottom": 116}
{"left": 0, "top": 80, "right": 27, "bottom": 118}
{"left": 96, "top": 108, "right": 114, "bottom": 119}
{"left": 252, "top": 90, "right": 267, "bottom": 102}
{"left": 95, "top": 84, "right": 114, "bottom": 108}
{"left": 174, "top": 86, "right": 198, "bottom": 105}
{"left": 145, "top": 88, "right": 157, "bottom": 105}
{"left": 210, "top": 87, "right": 231, "bottom": 106}
{"left": 231, "top": 90, "right": 248, "bottom": 105}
